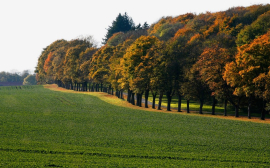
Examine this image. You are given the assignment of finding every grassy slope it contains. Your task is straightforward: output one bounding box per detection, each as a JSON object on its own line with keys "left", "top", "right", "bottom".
{"left": 0, "top": 85, "right": 270, "bottom": 167}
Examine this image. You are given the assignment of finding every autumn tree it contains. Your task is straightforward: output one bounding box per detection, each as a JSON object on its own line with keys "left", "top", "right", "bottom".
{"left": 78, "top": 47, "right": 98, "bottom": 91}
{"left": 194, "top": 45, "right": 233, "bottom": 115}
{"left": 36, "top": 40, "right": 68, "bottom": 84}
{"left": 166, "top": 27, "right": 204, "bottom": 112}
{"left": 121, "top": 36, "right": 159, "bottom": 107}
{"left": 108, "top": 39, "right": 134, "bottom": 97}
{"left": 89, "top": 45, "right": 114, "bottom": 92}
{"left": 224, "top": 31, "right": 270, "bottom": 119}
{"left": 63, "top": 41, "right": 88, "bottom": 90}
{"left": 50, "top": 46, "right": 68, "bottom": 87}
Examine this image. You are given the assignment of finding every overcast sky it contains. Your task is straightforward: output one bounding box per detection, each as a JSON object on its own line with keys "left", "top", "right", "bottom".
{"left": 0, "top": 0, "right": 269, "bottom": 73}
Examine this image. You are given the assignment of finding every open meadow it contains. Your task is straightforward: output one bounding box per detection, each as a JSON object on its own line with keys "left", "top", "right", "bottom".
{"left": 0, "top": 85, "right": 270, "bottom": 167}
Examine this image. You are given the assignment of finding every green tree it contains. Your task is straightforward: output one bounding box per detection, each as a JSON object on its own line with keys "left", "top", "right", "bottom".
{"left": 236, "top": 11, "right": 270, "bottom": 46}
{"left": 23, "top": 74, "right": 37, "bottom": 85}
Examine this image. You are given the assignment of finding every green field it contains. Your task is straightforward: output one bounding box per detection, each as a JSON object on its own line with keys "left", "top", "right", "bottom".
{"left": 0, "top": 85, "right": 270, "bottom": 167}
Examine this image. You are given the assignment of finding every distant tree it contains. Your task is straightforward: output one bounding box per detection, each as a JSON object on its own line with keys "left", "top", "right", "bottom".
{"left": 103, "top": 12, "right": 135, "bottom": 44}
{"left": 107, "top": 29, "right": 147, "bottom": 47}
{"left": 23, "top": 74, "right": 37, "bottom": 85}
{"left": 142, "top": 22, "right": 149, "bottom": 29}
{"left": 21, "top": 70, "right": 30, "bottom": 79}
{"left": 76, "top": 35, "right": 98, "bottom": 48}
{"left": 0, "top": 71, "right": 27, "bottom": 83}
{"left": 236, "top": 11, "right": 270, "bottom": 46}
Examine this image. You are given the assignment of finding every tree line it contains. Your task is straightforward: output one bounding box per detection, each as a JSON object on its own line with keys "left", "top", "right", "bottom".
{"left": 0, "top": 70, "right": 36, "bottom": 86}
{"left": 36, "top": 5, "right": 270, "bottom": 120}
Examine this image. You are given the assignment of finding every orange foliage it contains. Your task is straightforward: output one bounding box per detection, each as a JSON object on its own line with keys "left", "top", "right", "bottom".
{"left": 171, "top": 13, "right": 196, "bottom": 24}
{"left": 187, "top": 33, "right": 202, "bottom": 44}
{"left": 195, "top": 46, "right": 231, "bottom": 96}
{"left": 148, "top": 13, "right": 195, "bottom": 35}
{"left": 224, "top": 30, "right": 270, "bottom": 98}
{"left": 174, "top": 28, "right": 196, "bottom": 38}
{"left": 44, "top": 52, "right": 53, "bottom": 73}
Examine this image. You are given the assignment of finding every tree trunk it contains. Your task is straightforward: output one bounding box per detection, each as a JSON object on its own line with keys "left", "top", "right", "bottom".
{"left": 91, "top": 83, "right": 94, "bottom": 92}
{"left": 127, "top": 89, "right": 131, "bottom": 103}
{"left": 199, "top": 100, "right": 203, "bottom": 114}
{"left": 111, "top": 88, "right": 114, "bottom": 95}
{"left": 187, "top": 99, "right": 190, "bottom": 113}
{"left": 248, "top": 97, "right": 252, "bottom": 119}
{"left": 117, "top": 90, "right": 121, "bottom": 98}
{"left": 71, "top": 83, "right": 73, "bottom": 90}
{"left": 96, "top": 83, "right": 99, "bottom": 92}
{"left": 166, "top": 91, "right": 172, "bottom": 111}
{"left": 152, "top": 92, "right": 157, "bottom": 109}
{"left": 177, "top": 93, "right": 182, "bottom": 112}
{"left": 224, "top": 99, "right": 227, "bottom": 116}
{"left": 120, "top": 90, "right": 123, "bottom": 99}
{"left": 261, "top": 101, "right": 266, "bottom": 120}
{"left": 235, "top": 105, "right": 239, "bottom": 117}
{"left": 136, "top": 93, "right": 140, "bottom": 106}
{"left": 139, "top": 91, "right": 144, "bottom": 107}
{"left": 108, "top": 84, "right": 111, "bottom": 94}
{"left": 131, "top": 92, "right": 135, "bottom": 105}
{"left": 212, "top": 96, "right": 216, "bottom": 115}
{"left": 101, "top": 83, "right": 103, "bottom": 92}
{"left": 85, "top": 82, "right": 87, "bottom": 91}
{"left": 145, "top": 89, "right": 149, "bottom": 108}
{"left": 158, "top": 91, "right": 163, "bottom": 110}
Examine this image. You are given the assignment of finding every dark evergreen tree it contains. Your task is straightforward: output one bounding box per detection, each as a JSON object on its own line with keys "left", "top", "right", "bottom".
{"left": 142, "top": 22, "right": 149, "bottom": 29}
{"left": 103, "top": 12, "right": 135, "bottom": 44}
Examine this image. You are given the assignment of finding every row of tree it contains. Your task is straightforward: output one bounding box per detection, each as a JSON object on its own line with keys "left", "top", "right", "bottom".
{"left": 0, "top": 70, "right": 36, "bottom": 85}
{"left": 36, "top": 5, "right": 270, "bottom": 119}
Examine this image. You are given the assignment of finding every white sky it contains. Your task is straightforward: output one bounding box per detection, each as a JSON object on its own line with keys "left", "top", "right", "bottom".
{"left": 0, "top": 0, "right": 269, "bottom": 73}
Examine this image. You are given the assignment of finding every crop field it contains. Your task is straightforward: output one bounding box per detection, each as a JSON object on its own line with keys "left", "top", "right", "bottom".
{"left": 0, "top": 85, "right": 270, "bottom": 167}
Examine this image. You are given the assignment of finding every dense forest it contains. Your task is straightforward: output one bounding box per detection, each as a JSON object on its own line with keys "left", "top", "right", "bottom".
{"left": 36, "top": 4, "right": 270, "bottom": 119}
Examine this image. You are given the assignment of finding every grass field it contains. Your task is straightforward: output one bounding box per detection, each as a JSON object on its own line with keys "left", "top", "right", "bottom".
{"left": 0, "top": 85, "right": 270, "bottom": 167}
